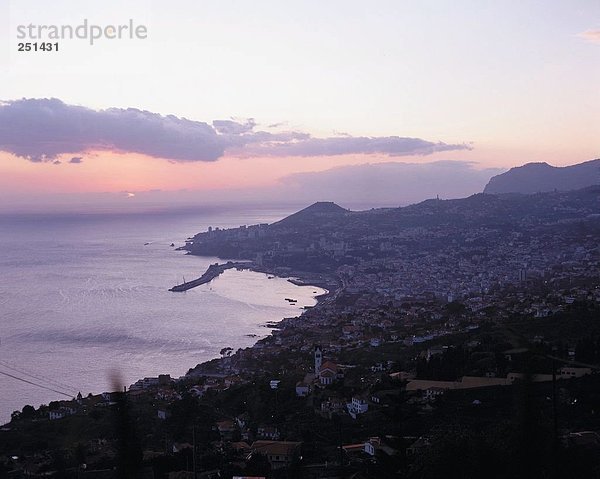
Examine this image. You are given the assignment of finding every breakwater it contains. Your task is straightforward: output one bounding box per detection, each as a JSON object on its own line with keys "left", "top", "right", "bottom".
{"left": 169, "top": 261, "right": 252, "bottom": 292}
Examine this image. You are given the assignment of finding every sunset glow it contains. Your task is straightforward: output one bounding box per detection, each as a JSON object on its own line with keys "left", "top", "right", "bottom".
{"left": 0, "top": 0, "right": 598, "bottom": 211}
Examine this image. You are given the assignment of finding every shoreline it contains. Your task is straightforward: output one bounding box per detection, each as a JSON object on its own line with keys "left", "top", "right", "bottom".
{"left": 0, "top": 255, "right": 339, "bottom": 425}
{"left": 178, "top": 257, "right": 341, "bottom": 378}
{"left": 169, "top": 257, "right": 338, "bottom": 302}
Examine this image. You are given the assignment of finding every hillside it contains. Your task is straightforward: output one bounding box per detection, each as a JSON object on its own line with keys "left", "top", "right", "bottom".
{"left": 483, "top": 159, "right": 600, "bottom": 194}
{"left": 272, "top": 201, "right": 349, "bottom": 228}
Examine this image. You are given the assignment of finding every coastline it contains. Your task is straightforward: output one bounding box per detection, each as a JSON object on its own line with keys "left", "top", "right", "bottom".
{"left": 178, "top": 258, "right": 340, "bottom": 378}
{"left": 0, "top": 264, "right": 333, "bottom": 426}
{"left": 169, "top": 257, "right": 338, "bottom": 302}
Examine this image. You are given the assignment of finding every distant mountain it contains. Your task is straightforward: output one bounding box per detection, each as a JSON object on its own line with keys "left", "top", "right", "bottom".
{"left": 273, "top": 201, "right": 348, "bottom": 227}
{"left": 484, "top": 159, "right": 600, "bottom": 194}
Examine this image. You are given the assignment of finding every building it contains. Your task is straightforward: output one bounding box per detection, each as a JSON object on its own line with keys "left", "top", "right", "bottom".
{"left": 518, "top": 268, "right": 527, "bottom": 282}
{"left": 347, "top": 396, "right": 368, "bottom": 419}
{"left": 295, "top": 381, "right": 311, "bottom": 397}
{"left": 49, "top": 406, "right": 76, "bottom": 420}
{"left": 257, "top": 425, "right": 280, "bottom": 440}
{"left": 250, "top": 441, "right": 301, "bottom": 469}
{"left": 314, "top": 345, "right": 322, "bottom": 376}
{"left": 559, "top": 367, "right": 593, "bottom": 379}
{"left": 157, "top": 409, "right": 171, "bottom": 420}
{"left": 319, "top": 361, "right": 339, "bottom": 385}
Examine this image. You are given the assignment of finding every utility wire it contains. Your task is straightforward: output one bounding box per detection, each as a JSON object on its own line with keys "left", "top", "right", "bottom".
{"left": 0, "top": 369, "right": 74, "bottom": 398}
{"left": 0, "top": 359, "right": 79, "bottom": 393}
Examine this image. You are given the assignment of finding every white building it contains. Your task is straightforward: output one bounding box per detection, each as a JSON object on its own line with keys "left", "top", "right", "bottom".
{"left": 347, "top": 397, "right": 368, "bottom": 419}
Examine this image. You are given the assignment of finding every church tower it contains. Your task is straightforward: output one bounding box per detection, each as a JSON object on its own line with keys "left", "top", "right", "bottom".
{"left": 314, "top": 345, "right": 322, "bottom": 377}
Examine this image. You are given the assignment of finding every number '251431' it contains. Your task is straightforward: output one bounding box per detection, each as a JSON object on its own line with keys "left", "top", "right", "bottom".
{"left": 17, "top": 42, "right": 59, "bottom": 52}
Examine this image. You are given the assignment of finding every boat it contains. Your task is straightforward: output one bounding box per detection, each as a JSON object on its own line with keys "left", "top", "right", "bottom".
{"left": 170, "top": 243, "right": 175, "bottom": 247}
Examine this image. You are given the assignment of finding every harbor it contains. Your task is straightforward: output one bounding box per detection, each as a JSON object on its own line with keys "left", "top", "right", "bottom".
{"left": 168, "top": 261, "right": 252, "bottom": 292}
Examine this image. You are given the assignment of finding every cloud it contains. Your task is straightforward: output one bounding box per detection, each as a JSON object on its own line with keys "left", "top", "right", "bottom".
{"left": 212, "top": 118, "right": 256, "bottom": 134}
{"left": 235, "top": 136, "right": 471, "bottom": 157}
{"left": 0, "top": 98, "right": 224, "bottom": 162}
{"left": 577, "top": 29, "right": 600, "bottom": 44}
{"left": 0, "top": 98, "right": 470, "bottom": 163}
{"left": 69, "top": 156, "right": 83, "bottom": 164}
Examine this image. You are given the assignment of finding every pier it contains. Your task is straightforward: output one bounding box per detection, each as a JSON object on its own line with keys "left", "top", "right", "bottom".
{"left": 169, "top": 261, "right": 251, "bottom": 292}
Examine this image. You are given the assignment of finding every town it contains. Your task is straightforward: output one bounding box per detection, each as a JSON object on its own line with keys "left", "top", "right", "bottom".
{"left": 2, "top": 186, "right": 600, "bottom": 478}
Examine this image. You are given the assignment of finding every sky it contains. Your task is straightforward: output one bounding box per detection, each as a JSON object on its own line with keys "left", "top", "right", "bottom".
{"left": 0, "top": 0, "right": 598, "bottom": 212}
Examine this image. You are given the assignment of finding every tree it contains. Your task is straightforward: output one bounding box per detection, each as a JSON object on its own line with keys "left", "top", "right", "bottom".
{"left": 220, "top": 347, "right": 234, "bottom": 358}
{"left": 21, "top": 405, "right": 35, "bottom": 420}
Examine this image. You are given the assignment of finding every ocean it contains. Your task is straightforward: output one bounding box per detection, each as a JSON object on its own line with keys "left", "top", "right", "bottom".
{"left": 0, "top": 207, "right": 324, "bottom": 424}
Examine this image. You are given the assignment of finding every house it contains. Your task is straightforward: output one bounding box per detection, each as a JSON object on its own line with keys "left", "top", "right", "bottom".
{"left": 342, "top": 443, "right": 366, "bottom": 456}
{"left": 129, "top": 376, "right": 163, "bottom": 390}
{"left": 559, "top": 367, "right": 593, "bottom": 379}
{"left": 257, "top": 425, "right": 280, "bottom": 440}
{"left": 270, "top": 380, "right": 281, "bottom": 390}
{"left": 250, "top": 441, "right": 301, "bottom": 469}
{"left": 347, "top": 396, "right": 368, "bottom": 419}
{"left": 126, "top": 388, "right": 147, "bottom": 403}
{"left": 48, "top": 409, "right": 65, "bottom": 421}
{"left": 295, "top": 381, "right": 311, "bottom": 397}
{"left": 216, "top": 419, "right": 237, "bottom": 440}
{"left": 101, "top": 391, "right": 120, "bottom": 403}
{"left": 371, "top": 362, "right": 387, "bottom": 372}
{"left": 371, "top": 389, "right": 402, "bottom": 405}
{"left": 157, "top": 409, "right": 171, "bottom": 420}
{"left": 364, "top": 437, "right": 381, "bottom": 456}
{"left": 235, "top": 414, "right": 249, "bottom": 430}
{"left": 423, "top": 386, "right": 446, "bottom": 402}
{"left": 156, "top": 389, "right": 180, "bottom": 402}
{"left": 230, "top": 441, "right": 251, "bottom": 455}
{"left": 363, "top": 436, "right": 397, "bottom": 456}
{"left": 49, "top": 406, "right": 76, "bottom": 420}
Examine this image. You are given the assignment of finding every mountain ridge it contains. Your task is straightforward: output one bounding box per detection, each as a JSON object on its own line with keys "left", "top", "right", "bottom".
{"left": 483, "top": 159, "right": 600, "bottom": 194}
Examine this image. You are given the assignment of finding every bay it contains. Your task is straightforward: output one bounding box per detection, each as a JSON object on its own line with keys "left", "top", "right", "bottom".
{"left": 0, "top": 207, "right": 324, "bottom": 423}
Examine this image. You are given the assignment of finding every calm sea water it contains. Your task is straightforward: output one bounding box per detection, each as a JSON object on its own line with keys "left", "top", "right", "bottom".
{"left": 0, "top": 207, "right": 324, "bottom": 423}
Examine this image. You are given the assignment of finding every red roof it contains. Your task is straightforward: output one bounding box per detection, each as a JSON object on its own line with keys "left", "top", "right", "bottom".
{"left": 320, "top": 361, "right": 338, "bottom": 373}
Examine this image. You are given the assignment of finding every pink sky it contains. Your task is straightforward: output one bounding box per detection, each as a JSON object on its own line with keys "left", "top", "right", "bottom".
{"left": 0, "top": 143, "right": 595, "bottom": 199}
{"left": 1, "top": 1, "right": 598, "bottom": 211}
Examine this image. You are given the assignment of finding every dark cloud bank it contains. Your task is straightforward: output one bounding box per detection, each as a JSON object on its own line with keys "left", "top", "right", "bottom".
{"left": 54, "top": 161, "right": 502, "bottom": 211}
{"left": 272, "top": 161, "right": 503, "bottom": 206}
{"left": 0, "top": 98, "right": 470, "bottom": 162}
{"left": 1, "top": 160, "right": 504, "bottom": 213}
